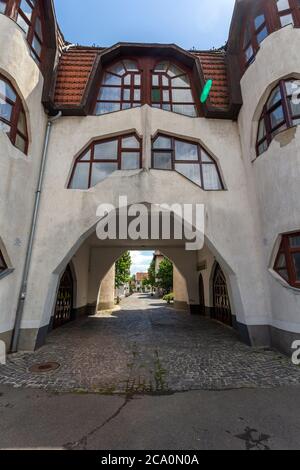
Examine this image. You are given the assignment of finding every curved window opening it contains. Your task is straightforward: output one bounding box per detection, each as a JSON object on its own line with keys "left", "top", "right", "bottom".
{"left": 0, "top": 249, "right": 7, "bottom": 274}
{"left": 95, "top": 60, "right": 142, "bottom": 115}
{"left": 274, "top": 232, "right": 300, "bottom": 288}
{"left": 256, "top": 78, "right": 300, "bottom": 156}
{"left": 0, "top": 74, "right": 28, "bottom": 154}
{"left": 94, "top": 58, "right": 199, "bottom": 118}
{"left": 241, "top": 0, "right": 300, "bottom": 72}
{"left": 151, "top": 61, "right": 197, "bottom": 117}
{"left": 152, "top": 134, "right": 223, "bottom": 190}
{"left": 69, "top": 134, "right": 142, "bottom": 190}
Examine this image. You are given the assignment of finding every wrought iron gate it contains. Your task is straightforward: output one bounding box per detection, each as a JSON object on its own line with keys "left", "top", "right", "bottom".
{"left": 212, "top": 264, "right": 232, "bottom": 326}
{"left": 53, "top": 265, "right": 74, "bottom": 329}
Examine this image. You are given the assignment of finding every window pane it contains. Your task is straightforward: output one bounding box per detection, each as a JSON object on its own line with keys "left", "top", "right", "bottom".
{"left": 289, "top": 97, "right": 300, "bottom": 117}
{"left": 0, "top": 79, "right": 16, "bottom": 102}
{"left": 162, "top": 76, "right": 169, "bottom": 87}
{"left": 202, "top": 164, "right": 222, "bottom": 190}
{"left": 0, "top": 1, "right": 6, "bottom": 14}
{"left": 17, "top": 111, "right": 27, "bottom": 134}
{"left": 35, "top": 16, "right": 42, "bottom": 39}
{"left": 32, "top": 35, "right": 42, "bottom": 57}
{"left": 134, "top": 75, "right": 141, "bottom": 86}
{"left": 290, "top": 235, "right": 300, "bottom": 247}
{"left": 153, "top": 152, "right": 172, "bottom": 169}
{"left": 258, "top": 140, "right": 268, "bottom": 155}
{"left": 276, "top": 253, "right": 287, "bottom": 269}
{"left": 201, "top": 150, "right": 213, "bottom": 163}
{"left": 70, "top": 164, "right": 90, "bottom": 190}
{"left": 163, "top": 90, "right": 170, "bottom": 102}
{"left": 99, "top": 87, "right": 121, "bottom": 101}
{"left": 277, "top": 0, "right": 290, "bottom": 10}
{"left": 245, "top": 44, "right": 254, "bottom": 62}
{"left": 152, "top": 89, "right": 161, "bottom": 102}
{"left": 277, "top": 269, "right": 289, "bottom": 281}
{"left": 258, "top": 119, "right": 266, "bottom": 140}
{"left": 257, "top": 26, "right": 268, "bottom": 44}
{"left": 124, "top": 75, "right": 131, "bottom": 86}
{"left": 134, "top": 89, "right": 141, "bottom": 101}
{"left": 153, "top": 136, "right": 172, "bottom": 149}
{"left": 17, "top": 14, "right": 29, "bottom": 34}
{"left": 108, "top": 62, "right": 126, "bottom": 76}
{"left": 167, "top": 64, "right": 183, "bottom": 77}
{"left": 15, "top": 134, "right": 26, "bottom": 153}
{"left": 121, "top": 152, "right": 140, "bottom": 170}
{"left": 270, "top": 105, "right": 284, "bottom": 129}
{"left": 102, "top": 73, "right": 122, "bottom": 86}
{"left": 172, "top": 104, "right": 197, "bottom": 117}
{"left": 175, "top": 163, "right": 201, "bottom": 186}
{"left": 19, "top": 0, "right": 32, "bottom": 19}
{"left": 122, "top": 136, "right": 140, "bottom": 148}
{"left": 254, "top": 14, "right": 265, "bottom": 30}
{"left": 172, "top": 75, "right": 190, "bottom": 87}
{"left": 172, "top": 88, "right": 194, "bottom": 103}
{"left": 91, "top": 162, "right": 118, "bottom": 186}
{"left": 123, "top": 60, "right": 139, "bottom": 72}
{"left": 293, "top": 253, "right": 300, "bottom": 281}
{"left": 280, "top": 14, "right": 294, "bottom": 27}
{"left": 0, "top": 100, "right": 12, "bottom": 121}
{"left": 162, "top": 103, "right": 171, "bottom": 111}
{"left": 95, "top": 102, "right": 121, "bottom": 115}
{"left": 152, "top": 75, "right": 159, "bottom": 86}
{"left": 94, "top": 140, "right": 118, "bottom": 159}
{"left": 175, "top": 140, "right": 198, "bottom": 161}
{"left": 123, "top": 89, "right": 131, "bottom": 101}
{"left": 267, "top": 87, "right": 281, "bottom": 109}
{"left": 154, "top": 62, "right": 168, "bottom": 72}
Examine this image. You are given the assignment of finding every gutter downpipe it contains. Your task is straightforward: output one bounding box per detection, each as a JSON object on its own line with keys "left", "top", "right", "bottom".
{"left": 10, "top": 111, "right": 62, "bottom": 353}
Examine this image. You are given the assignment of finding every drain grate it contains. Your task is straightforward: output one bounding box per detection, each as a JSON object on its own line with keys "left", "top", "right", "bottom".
{"left": 29, "top": 362, "right": 60, "bottom": 373}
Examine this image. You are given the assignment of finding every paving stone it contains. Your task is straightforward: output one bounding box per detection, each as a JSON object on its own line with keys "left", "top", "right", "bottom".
{"left": 0, "top": 294, "right": 299, "bottom": 393}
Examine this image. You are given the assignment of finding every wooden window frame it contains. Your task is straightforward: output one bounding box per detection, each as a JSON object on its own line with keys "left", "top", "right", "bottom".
{"left": 94, "top": 57, "right": 200, "bottom": 118}
{"left": 0, "top": 249, "right": 7, "bottom": 274}
{"left": 1, "top": 0, "right": 44, "bottom": 64}
{"left": 0, "top": 73, "right": 28, "bottom": 154}
{"left": 68, "top": 133, "right": 142, "bottom": 190}
{"left": 256, "top": 78, "right": 300, "bottom": 156}
{"left": 151, "top": 134, "right": 224, "bottom": 191}
{"left": 241, "top": 0, "right": 300, "bottom": 73}
{"left": 274, "top": 231, "right": 300, "bottom": 288}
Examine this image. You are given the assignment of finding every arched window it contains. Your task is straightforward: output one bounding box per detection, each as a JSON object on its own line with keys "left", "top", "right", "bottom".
{"left": 69, "top": 134, "right": 142, "bottom": 190}
{"left": 0, "top": 1, "right": 44, "bottom": 63}
{"left": 274, "top": 232, "right": 300, "bottom": 288}
{"left": 256, "top": 79, "right": 300, "bottom": 156}
{"left": 241, "top": 0, "right": 300, "bottom": 71}
{"left": 0, "top": 249, "right": 7, "bottom": 274}
{"left": 94, "top": 60, "right": 142, "bottom": 115}
{"left": 16, "top": 0, "right": 44, "bottom": 63}
{"left": 151, "top": 61, "right": 197, "bottom": 117}
{"left": 94, "top": 58, "right": 199, "bottom": 118}
{"left": 151, "top": 134, "right": 223, "bottom": 190}
{"left": 0, "top": 74, "right": 28, "bottom": 154}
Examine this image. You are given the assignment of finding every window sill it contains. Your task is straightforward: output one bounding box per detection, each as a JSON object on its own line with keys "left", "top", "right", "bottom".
{"left": 268, "top": 268, "right": 300, "bottom": 294}
{"left": 0, "top": 268, "right": 14, "bottom": 281}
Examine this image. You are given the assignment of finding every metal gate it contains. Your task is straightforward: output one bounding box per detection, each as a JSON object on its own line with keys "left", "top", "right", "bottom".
{"left": 53, "top": 265, "right": 74, "bottom": 329}
{"left": 212, "top": 264, "right": 232, "bottom": 326}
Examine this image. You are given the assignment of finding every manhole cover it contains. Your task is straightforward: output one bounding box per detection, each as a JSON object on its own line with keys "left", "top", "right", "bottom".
{"left": 29, "top": 362, "right": 60, "bottom": 373}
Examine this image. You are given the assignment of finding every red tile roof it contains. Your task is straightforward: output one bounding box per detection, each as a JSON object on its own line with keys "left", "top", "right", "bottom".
{"left": 195, "top": 52, "right": 230, "bottom": 110}
{"left": 53, "top": 47, "right": 230, "bottom": 111}
{"left": 54, "top": 49, "right": 98, "bottom": 106}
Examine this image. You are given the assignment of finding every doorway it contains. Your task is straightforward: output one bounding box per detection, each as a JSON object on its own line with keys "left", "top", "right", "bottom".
{"left": 212, "top": 263, "right": 232, "bottom": 326}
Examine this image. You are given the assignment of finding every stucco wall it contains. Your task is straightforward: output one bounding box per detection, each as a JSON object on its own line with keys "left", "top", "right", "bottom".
{"left": 0, "top": 14, "right": 47, "bottom": 345}
{"left": 238, "top": 25, "right": 300, "bottom": 336}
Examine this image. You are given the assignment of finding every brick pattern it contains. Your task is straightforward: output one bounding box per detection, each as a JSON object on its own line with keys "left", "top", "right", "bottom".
{"left": 54, "top": 49, "right": 98, "bottom": 106}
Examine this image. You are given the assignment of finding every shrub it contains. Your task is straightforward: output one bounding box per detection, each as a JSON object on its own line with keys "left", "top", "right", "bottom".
{"left": 163, "top": 293, "right": 174, "bottom": 304}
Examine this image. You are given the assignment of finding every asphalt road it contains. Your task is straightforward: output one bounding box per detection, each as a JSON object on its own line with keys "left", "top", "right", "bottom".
{"left": 1, "top": 384, "right": 300, "bottom": 450}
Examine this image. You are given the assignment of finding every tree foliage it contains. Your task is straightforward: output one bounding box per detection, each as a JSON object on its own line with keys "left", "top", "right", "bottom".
{"left": 156, "top": 258, "right": 173, "bottom": 293}
{"left": 115, "top": 251, "right": 132, "bottom": 288}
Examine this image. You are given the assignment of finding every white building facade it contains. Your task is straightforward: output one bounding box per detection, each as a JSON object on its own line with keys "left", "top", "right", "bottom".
{"left": 0, "top": 0, "right": 299, "bottom": 356}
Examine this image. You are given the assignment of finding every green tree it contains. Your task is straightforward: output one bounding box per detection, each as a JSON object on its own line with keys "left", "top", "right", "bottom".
{"left": 148, "top": 258, "right": 156, "bottom": 288}
{"left": 115, "top": 251, "right": 132, "bottom": 288}
{"left": 156, "top": 258, "right": 173, "bottom": 293}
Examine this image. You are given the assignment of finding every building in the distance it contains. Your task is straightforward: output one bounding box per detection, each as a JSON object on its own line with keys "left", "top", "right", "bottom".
{"left": 0, "top": 0, "right": 300, "bottom": 356}
{"left": 135, "top": 273, "right": 149, "bottom": 292}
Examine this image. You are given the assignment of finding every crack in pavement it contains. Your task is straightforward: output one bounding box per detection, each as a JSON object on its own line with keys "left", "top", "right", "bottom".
{"left": 63, "top": 397, "right": 132, "bottom": 450}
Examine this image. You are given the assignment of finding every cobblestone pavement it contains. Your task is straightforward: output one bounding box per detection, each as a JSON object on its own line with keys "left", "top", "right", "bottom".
{"left": 0, "top": 294, "right": 300, "bottom": 394}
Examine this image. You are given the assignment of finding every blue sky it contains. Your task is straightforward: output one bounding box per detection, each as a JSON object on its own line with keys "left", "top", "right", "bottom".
{"left": 130, "top": 251, "right": 154, "bottom": 275}
{"left": 54, "top": 0, "right": 235, "bottom": 50}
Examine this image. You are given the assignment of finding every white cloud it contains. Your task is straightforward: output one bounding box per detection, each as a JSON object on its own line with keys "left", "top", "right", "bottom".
{"left": 130, "top": 251, "right": 154, "bottom": 275}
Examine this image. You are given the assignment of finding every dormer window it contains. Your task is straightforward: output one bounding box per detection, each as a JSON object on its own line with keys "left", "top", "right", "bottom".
{"left": 16, "top": 0, "right": 44, "bottom": 63}
{"left": 94, "top": 58, "right": 199, "bottom": 118}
